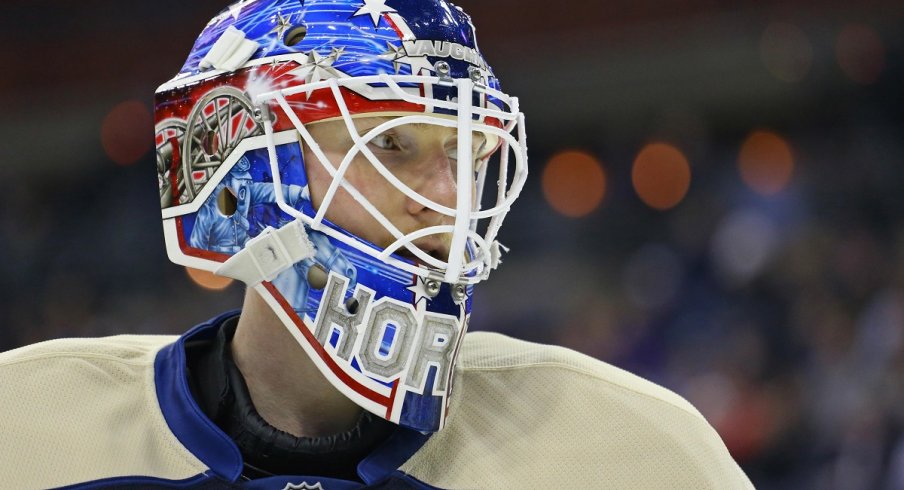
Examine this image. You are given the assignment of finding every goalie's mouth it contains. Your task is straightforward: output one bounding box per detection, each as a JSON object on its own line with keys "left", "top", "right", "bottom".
{"left": 394, "top": 249, "right": 440, "bottom": 266}
{"left": 393, "top": 238, "right": 451, "bottom": 266}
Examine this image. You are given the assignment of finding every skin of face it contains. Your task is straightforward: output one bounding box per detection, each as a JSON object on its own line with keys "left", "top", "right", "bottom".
{"left": 302, "top": 116, "right": 489, "bottom": 261}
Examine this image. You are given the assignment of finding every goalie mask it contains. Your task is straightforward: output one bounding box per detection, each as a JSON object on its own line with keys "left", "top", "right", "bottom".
{"left": 155, "top": 0, "right": 527, "bottom": 432}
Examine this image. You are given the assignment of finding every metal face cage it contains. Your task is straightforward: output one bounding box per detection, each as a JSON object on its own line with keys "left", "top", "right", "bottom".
{"left": 256, "top": 73, "right": 528, "bottom": 285}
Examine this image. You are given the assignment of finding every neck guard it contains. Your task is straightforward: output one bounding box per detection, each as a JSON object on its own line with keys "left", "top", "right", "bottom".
{"left": 184, "top": 316, "right": 396, "bottom": 480}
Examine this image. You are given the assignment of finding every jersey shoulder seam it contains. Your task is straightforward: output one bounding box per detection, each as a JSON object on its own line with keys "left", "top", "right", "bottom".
{"left": 458, "top": 350, "right": 704, "bottom": 421}
{"left": 0, "top": 351, "right": 155, "bottom": 368}
{"left": 0, "top": 337, "right": 173, "bottom": 368}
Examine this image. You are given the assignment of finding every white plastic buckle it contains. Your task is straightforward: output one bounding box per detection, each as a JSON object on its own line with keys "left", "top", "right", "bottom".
{"left": 199, "top": 25, "right": 260, "bottom": 72}
{"left": 216, "top": 221, "right": 315, "bottom": 286}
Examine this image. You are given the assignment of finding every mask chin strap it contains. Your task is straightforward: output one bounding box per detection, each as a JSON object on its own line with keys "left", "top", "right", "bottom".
{"left": 215, "top": 220, "right": 315, "bottom": 286}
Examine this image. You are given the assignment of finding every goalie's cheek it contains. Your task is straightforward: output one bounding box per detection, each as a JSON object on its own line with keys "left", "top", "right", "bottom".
{"left": 301, "top": 150, "right": 400, "bottom": 248}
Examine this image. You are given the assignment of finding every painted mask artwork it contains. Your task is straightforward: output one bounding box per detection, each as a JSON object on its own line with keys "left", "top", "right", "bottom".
{"left": 154, "top": 0, "right": 527, "bottom": 432}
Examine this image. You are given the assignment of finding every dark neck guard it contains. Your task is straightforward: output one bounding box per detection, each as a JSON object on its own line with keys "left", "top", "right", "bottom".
{"left": 184, "top": 316, "right": 396, "bottom": 481}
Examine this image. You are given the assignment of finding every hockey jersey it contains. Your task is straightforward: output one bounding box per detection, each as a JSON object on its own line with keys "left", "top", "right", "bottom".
{"left": 0, "top": 313, "right": 753, "bottom": 489}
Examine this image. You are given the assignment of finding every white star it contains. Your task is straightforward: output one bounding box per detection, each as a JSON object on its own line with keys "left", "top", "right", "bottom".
{"left": 228, "top": 4, "right": 242, "bottom": 21}
{"left": 407, "top": 277, "right": 434, "bottom": 307}
{"left": 380, "top": 41, "right": 434, "bottom": 75}
{"left": 211, "top": 0, "right": 254, "bottom": 24}
{"left": 352, "top": 0, "right": 396, "bottom": 28}
{"left": 227, "top": 0, "right": 249, "bottom": 21}
{"left": 287, "top": 47, "right": 347, "bottom": 95}
{"left": 269, "top": 11, "right": 293, "bottom": 39}
{"left": 380, "top": 41, "right": 406, "bottom": 74}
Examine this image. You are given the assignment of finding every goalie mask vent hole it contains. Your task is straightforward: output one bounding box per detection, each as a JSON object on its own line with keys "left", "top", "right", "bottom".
{"left": 307, "top": 264, "right": 328, "bottom": 290}
{"left": 284, "top": 25, "right": 307, "bottom": 46}
{"left": 217, "top": 187, "right": 237, "bottom": 216}
{"left": 345, "top": 297, "right": 359, "bottom": 315}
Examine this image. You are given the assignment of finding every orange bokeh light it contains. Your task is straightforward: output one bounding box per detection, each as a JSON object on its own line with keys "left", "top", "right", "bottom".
{"left": 632, "top": 143, "right": 691, "bottom": 211}
{"left": 738, "top": 130, "right": 794, "bottom": 196}
{"left": 185, "top": 267, "right": 234, "bottom": 291}
{"left": 836, "top": 23, "right": 885, "bottom": 85}
{"left": 101, "top": 100, "right": 153, "bottom": 165}
{"left": 541, "top": 150, "right": 607, "bottom": 218}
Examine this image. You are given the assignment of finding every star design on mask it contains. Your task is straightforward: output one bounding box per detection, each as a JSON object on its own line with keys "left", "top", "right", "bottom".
{"left": 407, "top": 276, "right": 434, "bottom": 307}
{"left": 287, "top": 47, "right": 346, "bottom": 89}
{"left": 228, "top": 0, "right": 254, "bottom": 21}
{"left": 229, "top": 3, "right": 242, "bottom": 21}
{"left": 380, "top": 41, "right": 434, "bottom": 75}
{"left": 380, "top": 41, "right": 406, "bottom": 74}
{"left": 351, "top": 0, "right": 397, "bottom": 28}
{"left": 269, "top": 11, "right": 293, "bottom": 39}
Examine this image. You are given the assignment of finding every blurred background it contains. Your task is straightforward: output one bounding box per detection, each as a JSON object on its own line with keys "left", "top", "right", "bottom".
{"left": 1, "top": 0, "right": 902, "bottom": 487}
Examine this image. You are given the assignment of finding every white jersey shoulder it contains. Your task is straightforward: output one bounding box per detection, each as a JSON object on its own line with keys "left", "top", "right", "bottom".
{"left": 0, "top": 335, "right": 208, "bottom": 489}
{"left": 401, "top": 331, "right": 754, "bottom": 489}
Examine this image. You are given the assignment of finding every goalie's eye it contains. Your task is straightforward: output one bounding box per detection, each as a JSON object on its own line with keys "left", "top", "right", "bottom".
{"left": 446, "top": 135, "right": 488, "bottom": 159}
{"left": 370, "top": 133, "right": 402, "bottom": 151}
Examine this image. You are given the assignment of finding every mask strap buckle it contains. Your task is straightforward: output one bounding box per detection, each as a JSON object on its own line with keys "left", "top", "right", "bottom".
{"left": 199, "top": 25, "right": 260, "bottom": 72}
{"left": 216, "top": 220, "right": 315, "bottom": 285}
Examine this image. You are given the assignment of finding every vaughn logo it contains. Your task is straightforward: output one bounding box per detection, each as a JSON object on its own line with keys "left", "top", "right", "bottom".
{"left": 311, "top": 273, "right": 461, "bottom": 395}
{"left": 403, "top": 40, "right": 491, "bottom": 73}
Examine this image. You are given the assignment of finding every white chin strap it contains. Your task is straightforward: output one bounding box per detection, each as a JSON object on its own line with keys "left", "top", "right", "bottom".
{"left": 215, "top": 220, "right": 315, "bottom": 286}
